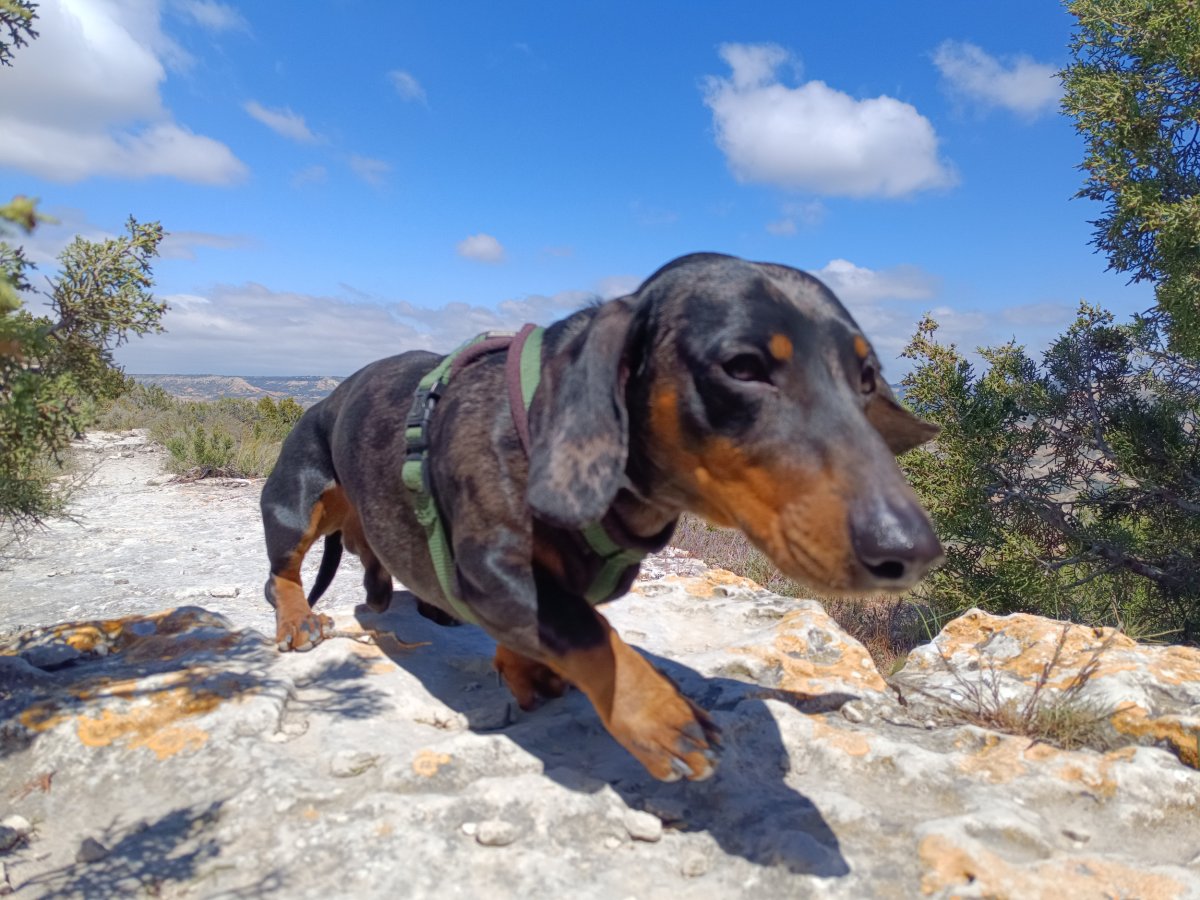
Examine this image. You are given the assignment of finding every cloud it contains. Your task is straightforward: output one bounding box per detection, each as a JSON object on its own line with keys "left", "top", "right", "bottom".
{"left": 114, "top": 282, "right": 601, "bottom": 375}
{"left": 243, "top": 100, "right": 320, "bottom": 143}
{"left": 933, "top": 41, "right": 1062, "bottom": 119}
{"left": 630, "top": 200, "right": 679, "bottom": 227}
{"left": 703, "top": 43, "right": 956, "bottom": 198}
{"left": 291, "top": 164, "right": 328, "bottom": 187}
{"left": 388, "top": 70, "right": 427, "bottom": 104}
{"left": 348, "top": 154, "right": 391, "bottom": 187}
{"left": 456, "top": 233, "right": 506, "bottom": 264}
{"left": 173, "top": 0, "right": 248, "bottom": 33}
{"left": 0, "top": 0, "right": 245, "bottom": 184}
{"left": 808, "top": 259, "right": 944, "bottom": 365}
{"left": 813, "top": 259, "right": 939, "bottom": 305}
{"left": 766, "top": 200, "right": 826, "bottom": 235}
{"left": 159, "top": 230, "right": 255, "bottom": 260}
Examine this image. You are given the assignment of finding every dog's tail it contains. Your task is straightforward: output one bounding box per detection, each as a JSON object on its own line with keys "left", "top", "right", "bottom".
{"left": 306, "top": 533, "right": 343, "bottom": 607}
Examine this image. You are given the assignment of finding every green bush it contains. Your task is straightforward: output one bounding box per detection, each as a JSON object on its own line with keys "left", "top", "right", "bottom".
{"left": 901, "top": 306, "right": 1200, "bottom": 645}
{"left": 97, "top": 384, "right": 303, "bottom": 478}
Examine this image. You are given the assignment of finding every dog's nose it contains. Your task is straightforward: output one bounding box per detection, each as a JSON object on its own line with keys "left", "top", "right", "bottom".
{"left": 850, "top": 495, "right": 944, "bottom": 590}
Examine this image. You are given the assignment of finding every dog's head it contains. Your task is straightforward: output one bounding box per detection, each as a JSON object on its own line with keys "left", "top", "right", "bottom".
{"left": 527, "top": 252, "right": 943, "bottom": 594}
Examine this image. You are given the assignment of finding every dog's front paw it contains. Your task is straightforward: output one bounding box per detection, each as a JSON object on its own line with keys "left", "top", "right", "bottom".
{"left": 612, "top": 685, "right": 722, "bottom": 782}
{"left": 275, "top": 612, "right": 332, "bottom": 652}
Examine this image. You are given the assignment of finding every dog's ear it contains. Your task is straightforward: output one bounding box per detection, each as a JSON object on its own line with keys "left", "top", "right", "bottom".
{"left": 527, "top": 301, "right": 635, "bottom": 528}
{"left": 866, "top": 380, "right": 940, "bottom": 455}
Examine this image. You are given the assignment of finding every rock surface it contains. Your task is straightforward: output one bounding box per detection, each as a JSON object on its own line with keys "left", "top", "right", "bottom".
{"left": 1, "top": 431, "right": 1198, "bottom": 898}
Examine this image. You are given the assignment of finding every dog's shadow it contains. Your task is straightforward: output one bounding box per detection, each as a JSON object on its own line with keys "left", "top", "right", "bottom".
{"left": 355, "top": 591, "right": 852, "bottom": 878}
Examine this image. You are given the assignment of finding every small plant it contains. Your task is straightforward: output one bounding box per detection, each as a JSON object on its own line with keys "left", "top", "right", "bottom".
{"left": 96, "top": 383, "right": 304, "bottom": 478}
{"left": 905, "top": 625, "right": 1120, "bottom": 753}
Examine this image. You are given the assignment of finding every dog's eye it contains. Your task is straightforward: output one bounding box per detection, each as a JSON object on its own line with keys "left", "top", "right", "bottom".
{"left": 860, "top": 362, "right": 878, "bottom": 395}
{"left": 723, "top": 353, "right": 770, "bottom": 383}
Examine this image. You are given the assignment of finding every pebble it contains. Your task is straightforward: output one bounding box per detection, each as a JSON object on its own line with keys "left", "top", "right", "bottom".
{"left": 475, "top": 819, "right": 519, "bottom": 847}
{"left": 0, "top": 816, "right": 30, "bottom": 840}
{"left": 603, "top": 836, "right": 622, "bottom": 850}
{"left": 680, "top": 852, "right": 710, "bottom": 877}
{"left": 460, "top": 822, "right": 478, "bottom": 836}
{"left": 76, "top": 837, "right": 109, "bottom": 863}
{"left": 841, "top": 702, "right": 865, "bottom": 724}
{"left": 329, "top": 750, "right": 379, "bottom": 778}
{"left": 623, "top": 809, "right": 663, "bottom": 843}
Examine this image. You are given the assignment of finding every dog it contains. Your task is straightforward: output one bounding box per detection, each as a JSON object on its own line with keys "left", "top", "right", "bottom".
{"left": 260, "top": 252, "right": 943, "bottom": 782}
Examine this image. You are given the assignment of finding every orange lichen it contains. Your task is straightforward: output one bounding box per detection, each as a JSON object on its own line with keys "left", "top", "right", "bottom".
{"left": 72, "top": 685, "right": 221, "bottom": 759}
{"left": 918, "top": 834, "right": 1186, "bottom": 899}
{"left": 809, "top": 716, "right": 871, "bottom": 757}
{"left": 412, "top": 750, "right": 452, "bottom": 777}
{"left": 729, "top": 608, "right": 888, "bottom": 695}
{"left": 1111, "top": 706, "right": 1199, "bottom": 769}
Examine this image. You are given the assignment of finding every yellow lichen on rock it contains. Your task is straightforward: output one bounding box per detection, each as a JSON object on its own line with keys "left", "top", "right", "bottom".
{"left": 918, "top": 833, "right": 1187, "bottom": 899}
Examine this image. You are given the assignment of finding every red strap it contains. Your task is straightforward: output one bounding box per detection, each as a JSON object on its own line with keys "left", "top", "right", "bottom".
{"left": 506, "top": 323, "right": 539, "bottom": 457}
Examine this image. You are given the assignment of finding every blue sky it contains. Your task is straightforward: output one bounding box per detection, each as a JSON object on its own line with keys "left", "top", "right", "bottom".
{"left": 0, "top": 0, "right": 1153, "bottom": 377}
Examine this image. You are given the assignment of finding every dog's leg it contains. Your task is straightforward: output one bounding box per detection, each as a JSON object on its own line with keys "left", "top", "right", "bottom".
{"left": 341, "top": 511, "right": 393, "bottom": 613}
{"left": 494, "top": 645, "right": 566, "bottom": 709}
{"left": 538, "top": 610, "right": 720, "bottom": 781}
{"left": 263, "top": 486, "right": 348, "bottom": 651}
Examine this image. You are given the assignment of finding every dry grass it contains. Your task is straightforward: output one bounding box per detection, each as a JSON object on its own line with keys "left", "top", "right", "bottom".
{"left": 911, "top": 625, "right": 1120, "bottom": 752}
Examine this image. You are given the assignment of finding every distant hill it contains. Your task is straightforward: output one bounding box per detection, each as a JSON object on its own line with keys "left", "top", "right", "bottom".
{"left": 132, "top": 374, "right": 344, "bottom": 406}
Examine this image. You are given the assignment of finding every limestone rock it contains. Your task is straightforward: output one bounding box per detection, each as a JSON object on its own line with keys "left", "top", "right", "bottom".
{"left": 0, "top": 434, "right": 1196, "bottom": 897}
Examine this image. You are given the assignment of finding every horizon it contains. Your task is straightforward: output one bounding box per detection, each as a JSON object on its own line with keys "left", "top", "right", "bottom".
{"left": 2, "top": 1, "right": 1153, "bottom": 380}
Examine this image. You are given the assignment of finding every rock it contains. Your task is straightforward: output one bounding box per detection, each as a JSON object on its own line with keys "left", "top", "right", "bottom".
{"left": 894, "top": 608, "right": 1200, "bottom": 768}
{"left": 75, "top": 837, "right": 108, "bottom": 863}
{"left": 622, "top": 809, "right": 663, "bottom": 842}
{"left": 0, "top": 818, "right": 31, "bottom": 852}
{"left": 475, "top": 819, "right": 520, "bottom": 847}
{"left": 0, "top": 438, "right": 1197, "bottom": 897}
{"left": 0, "top": 817, "right": 29, "bottom": 835}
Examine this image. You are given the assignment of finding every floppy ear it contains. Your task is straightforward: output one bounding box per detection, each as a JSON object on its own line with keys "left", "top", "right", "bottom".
{"left": 526, "top": 301, "right": 635, "bottom": 528}
{"left": 866, "top": 381, "right": 940, "bottom": 455}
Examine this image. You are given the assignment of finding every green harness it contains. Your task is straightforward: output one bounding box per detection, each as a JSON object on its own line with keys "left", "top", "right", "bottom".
{"left": 400, "top": 326, "right": 647, "bottom": 625}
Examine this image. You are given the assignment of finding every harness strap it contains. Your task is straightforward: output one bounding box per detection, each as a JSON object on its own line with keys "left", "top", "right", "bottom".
{"left": 402, "top": 324, "right": 649, "bottom": 623}
{"left": 505, "top": 323, "right": 543, "bottom": 457}
{"left": 401, "top": 331, "right": 517, "bottom": 625}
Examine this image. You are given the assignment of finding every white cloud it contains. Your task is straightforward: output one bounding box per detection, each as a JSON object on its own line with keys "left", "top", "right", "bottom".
{"left": 388, "top": 70, "right": 427, "bottom": 103}
{"left": 348, "top": 154, "right": 391, "bottom": 187}
{"left": 114, "top": 282, "right": 601, "bottom": 375}
{"left": 808, "top": 259, "right": 943, "bottom": 364}
{"left": 933, "top": 41, "right": 1062, "bottom": 119}
{"left": 0, "top": 0, "right": 245, "bottom": 184}
{"left": 594, "top": 275, "right": 642, "bottom": 299}
{"left": 814, "top": 259, "right": 939, "bottom": 305}
{"left": 456, "top": 233, "right": 506, "bottom": 264}
{"left": 243, "top": 100, "right": 320, "bottom": 143}
{"left": 159, "top": 230, "right": 254, "bottom": 260}
{"left": 174, "top": 0, "right": 248, "bottom": 33}
{"left": 703, "top": 43, "right": 956, "bottom": 198}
